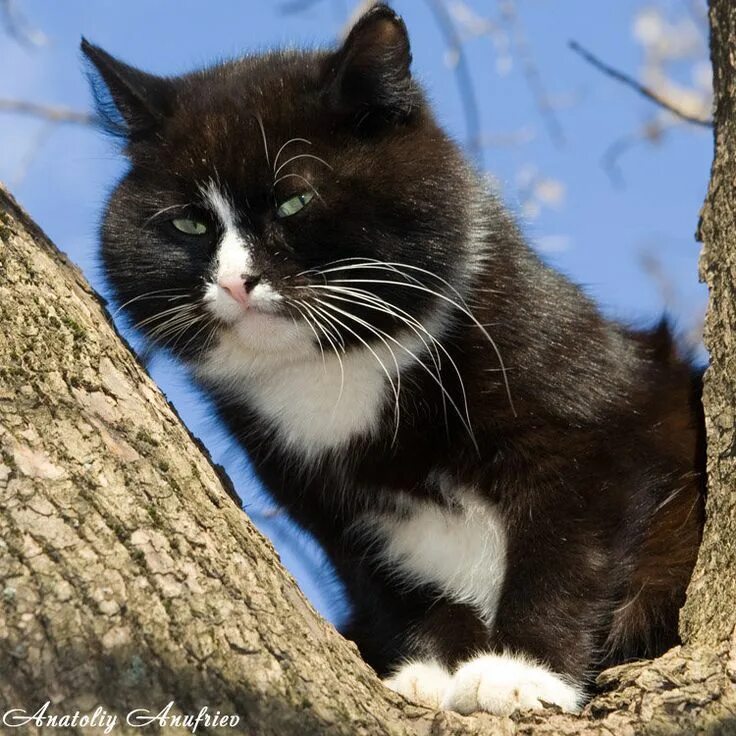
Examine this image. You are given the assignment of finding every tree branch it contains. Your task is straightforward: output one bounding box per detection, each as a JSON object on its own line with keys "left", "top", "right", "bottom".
{"left": 0, "top": 0, "right": 46, "bottom": 47}
{"left": 569, "top": 39, "right": 713, "bottom": 128}
{"left": 423, "top": 0, "right": 484, "bottom": 166}
{"left": 499, "top": 0, "right": 566, "bottom": 147}
{"left": 0, "top": 99, "right": 97, "bottom": 126}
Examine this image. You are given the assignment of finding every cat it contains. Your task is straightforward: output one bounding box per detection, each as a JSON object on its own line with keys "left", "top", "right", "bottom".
{"left": 83, "top": 3, "right": 705, "bottom": 716}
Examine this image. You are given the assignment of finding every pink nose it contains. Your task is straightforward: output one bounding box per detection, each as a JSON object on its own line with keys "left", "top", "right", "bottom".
{"left": 219, "top": 273, "right": 261, "bottom": 306}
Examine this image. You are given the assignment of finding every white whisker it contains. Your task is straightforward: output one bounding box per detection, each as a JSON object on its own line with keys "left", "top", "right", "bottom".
{"left": 133, "top": 302, "right": 197, "bottom": 331}
{"left": 304, "top": 285, "right": 452, "bottom": 437}
{"left": 300, "top": 282, "right": 477, "bottom": 442}
{"left": 179, "top": 315, "right": 214, "bottom": 355}
{"left": 310, "top": 299, "right": 402, "bottom": 445}
{"left": 139, "top": 203, "right": 188, "bottom": 233}
{"left": 314, "top": 294, "right": 479, "bottom": 452}
{"left": 289, "top": 299, "right": 327, "bottom": 367}
{"left": 113, "top": 289, "right": 189, "bottom": 317}
{"left": 326, "top": 276, "right": 516, "bottom": 417}
{"left": 295, "top": 299, "right": 346, "bottom": 415}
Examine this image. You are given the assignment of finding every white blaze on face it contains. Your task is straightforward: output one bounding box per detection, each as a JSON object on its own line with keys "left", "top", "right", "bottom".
{"left": 201, "top": 182, "right": 282, "bottom": 322}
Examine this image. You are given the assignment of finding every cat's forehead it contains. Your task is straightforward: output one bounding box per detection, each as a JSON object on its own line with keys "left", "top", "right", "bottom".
{"left": 154, "top": 52, "right": 335, "bottom": 182}
{"left": 179, "top": 55, "right": 321, "bottom": 128}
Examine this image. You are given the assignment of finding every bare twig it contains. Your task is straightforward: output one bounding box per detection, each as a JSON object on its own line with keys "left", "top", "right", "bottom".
{"left": 423, "top": 0, "right": 483, "bottom": 167}
{"left": 569, "top": 39, "right": 713, "bottom": 128}
{"left": 478, "top": 126, "right": 535, "bottom": 148}
{"left": 279, "top": 0, "right": 325, "bottom": 14}
{"left": 602, "top": 119, "right": 671, "bottom": 188}
{"left": 0, "top": 101, "right": 98, "bottom": 185}
{"left": 9, "top": 121, "right": 54, "bottom": 186}
{"left": 278, "top": 0, "right": 484, "bottom": 165}
{"left": 601, "top": 132, "right": 644, "bottom": 188}
{"left": 0, "top": 0, "right": 46, "bottom": 46}
{"left": 0, "top": 99, "right": 97, "bottom": 127}
{"left": 499, "top": 0, "right": 566, "bottom": 147}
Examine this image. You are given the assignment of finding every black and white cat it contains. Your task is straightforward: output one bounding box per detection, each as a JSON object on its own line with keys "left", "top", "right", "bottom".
{"left": 83, "top": 4, "right": 705, "bottom": 716}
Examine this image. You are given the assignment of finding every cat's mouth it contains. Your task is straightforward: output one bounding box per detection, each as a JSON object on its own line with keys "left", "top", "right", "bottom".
{"left": 203, "top": 299, "right": 319, "bottom": 358}
{"left": 200, "top": 281, "right": 318, "bottom": 356}
{"left": 202, "top": 279, "right": 287, "bottom": 325}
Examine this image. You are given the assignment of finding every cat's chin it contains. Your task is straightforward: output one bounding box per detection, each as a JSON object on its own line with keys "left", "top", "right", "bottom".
{"left": 213, "top": 309, "right": 317, "bottom": 359}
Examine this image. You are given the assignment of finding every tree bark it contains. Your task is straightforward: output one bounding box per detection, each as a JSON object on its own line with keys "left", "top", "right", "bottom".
{"left": 0, "top": 2, "right": 734, "bottom": 733}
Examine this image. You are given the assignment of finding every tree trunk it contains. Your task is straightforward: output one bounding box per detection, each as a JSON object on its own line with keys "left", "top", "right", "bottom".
{"left": 0, "top": 2, "right": 734, "bottom": 733}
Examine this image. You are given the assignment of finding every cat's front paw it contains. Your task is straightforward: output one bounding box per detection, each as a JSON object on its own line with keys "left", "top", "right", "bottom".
{"left": 383, "top": 660, "right": 453, "bottom": 709}
{"left": 442, "top": 653, "right": 583, "bottom": 716}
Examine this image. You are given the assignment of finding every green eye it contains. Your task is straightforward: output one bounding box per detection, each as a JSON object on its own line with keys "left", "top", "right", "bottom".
{"left": 172, "top": 217, "right": 208, "bottom": 235}
{"left": 276, "top": 191, "right": 314, "bottom": 219}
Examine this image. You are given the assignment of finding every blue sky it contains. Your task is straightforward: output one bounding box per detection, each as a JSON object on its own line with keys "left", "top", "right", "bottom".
{"left": 0, "top": 1, "right": 712, "bottom": 622}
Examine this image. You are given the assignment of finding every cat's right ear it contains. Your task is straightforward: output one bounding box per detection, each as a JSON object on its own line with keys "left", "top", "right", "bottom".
{"left": 323, "top": 4, "right": 419, "bottom": 123}
{"left": 81, "top": 39, "right": 175, "bottom": 140}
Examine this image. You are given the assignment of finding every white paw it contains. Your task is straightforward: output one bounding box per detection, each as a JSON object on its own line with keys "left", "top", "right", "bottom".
{"left": 383, "top": 660, "right": 453, "bottom": 709}
{"left": 442, "top": 653, "right": 583, "bottom": 716}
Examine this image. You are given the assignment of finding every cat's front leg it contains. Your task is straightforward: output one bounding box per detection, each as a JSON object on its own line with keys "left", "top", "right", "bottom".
{"left": 381, "top": 553, "right": 593, "bottom": 715}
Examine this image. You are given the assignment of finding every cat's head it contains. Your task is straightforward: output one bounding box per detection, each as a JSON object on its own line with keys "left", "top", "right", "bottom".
{"left": 84, "top": 4, "right": 479, "bottom": 365}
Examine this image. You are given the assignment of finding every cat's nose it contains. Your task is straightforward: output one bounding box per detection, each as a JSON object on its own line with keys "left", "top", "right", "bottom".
{"left": 219, "top": 273, "right": 261, "bottom": 306}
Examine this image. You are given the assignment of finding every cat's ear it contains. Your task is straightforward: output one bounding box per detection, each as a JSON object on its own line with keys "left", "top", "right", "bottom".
{"left": 324, "top": 4, "right": 419, "bottom": 122}
{"left": 81, "top": 38, "right": 175, "bottom": 140}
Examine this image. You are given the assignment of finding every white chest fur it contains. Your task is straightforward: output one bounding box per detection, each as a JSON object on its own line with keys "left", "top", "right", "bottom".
{"left": 362, "top": 491, "right": 508, "bottom": 627}
{"left": 195, "top": 331, "right": 400, "bottom": 459}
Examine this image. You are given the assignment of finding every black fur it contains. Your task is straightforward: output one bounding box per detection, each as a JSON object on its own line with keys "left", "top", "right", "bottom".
{"left": 84, "top": 4, "right": 705, "bottom": 703}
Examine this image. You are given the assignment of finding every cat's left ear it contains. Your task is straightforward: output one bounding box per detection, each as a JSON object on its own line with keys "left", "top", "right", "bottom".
{"left": 81, "top": 38, "right": 175, "bottom": 140}
{"left": 324, "top": 4, "right": 419, "bottom": 122}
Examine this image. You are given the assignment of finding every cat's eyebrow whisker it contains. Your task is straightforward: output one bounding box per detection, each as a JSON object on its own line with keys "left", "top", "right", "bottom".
{"left": 327, "top": 277, "right": 517, "bottom": 418}
{"left": 140, "top": 203, "right": 189, "bottom": 232}
{"left": 254, "top": 112, "right": 271, "bottom": 169}
{"left": 272, "top": 137, "right": 312, "bottom": 174}
{"left": 310, "top": 299, "right": 402, "bottom": 446}
{"left": 273, "top": 173, "right": 323, "bottom": 202}
{"left": 273, "top": 153, "right": 333, "bottom": 179}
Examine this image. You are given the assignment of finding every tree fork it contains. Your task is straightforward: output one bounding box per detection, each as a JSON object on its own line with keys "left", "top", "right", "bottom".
{"left": 0, "top": 1, "right": 734, "bottom": 732}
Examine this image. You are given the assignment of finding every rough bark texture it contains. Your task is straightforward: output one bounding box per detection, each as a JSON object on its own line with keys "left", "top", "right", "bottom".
{"left": 0, "top": 2, "right": 734, "bottom": 733}
{"left": 683, "top": 0, "right": 736, "bottom": 652}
